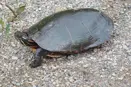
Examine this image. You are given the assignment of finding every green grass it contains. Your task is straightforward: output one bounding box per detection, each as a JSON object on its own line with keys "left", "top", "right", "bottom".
{"left": 0, "top": 2, "right": 26, "bottom": 37}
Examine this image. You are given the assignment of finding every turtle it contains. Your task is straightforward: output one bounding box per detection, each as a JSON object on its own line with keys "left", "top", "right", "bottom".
{"left": 14, "top": 8, "right": 114, "bottom": 68}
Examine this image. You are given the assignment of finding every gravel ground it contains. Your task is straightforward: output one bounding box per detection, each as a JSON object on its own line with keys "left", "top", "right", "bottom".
{"left": 0, "top": 0, "right": 131, "bottom": 87}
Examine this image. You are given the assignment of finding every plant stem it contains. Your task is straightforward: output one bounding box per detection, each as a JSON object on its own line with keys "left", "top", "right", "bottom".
{"left": 5, "top": 4, "right": 17, "bottom": 18}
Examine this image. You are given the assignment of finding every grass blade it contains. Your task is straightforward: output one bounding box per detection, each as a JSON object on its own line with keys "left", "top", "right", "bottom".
{"left": 5, "top": 23, "right": 10, "bottom": 36}
{"left": 0, "top": 18, "right": 4, "bottom": 30}
{"left": 16, "top": 5, "right": 26, "bottom": 15}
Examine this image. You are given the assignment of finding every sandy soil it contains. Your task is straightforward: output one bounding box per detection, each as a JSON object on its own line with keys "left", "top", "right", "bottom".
{"left": 0, "top": 0, "right": 131, "bottom": 87}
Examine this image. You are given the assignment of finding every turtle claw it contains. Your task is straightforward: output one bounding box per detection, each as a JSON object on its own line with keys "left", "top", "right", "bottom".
{"left": 29, "top": 57, "right": 42, "bottom": 68}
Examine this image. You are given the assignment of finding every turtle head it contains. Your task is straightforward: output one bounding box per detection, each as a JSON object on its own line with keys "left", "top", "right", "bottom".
{"left": 14, "top": 31, "right": 39, "bottom": 50}
{"left": 14, "top": 31, "right": 30, "bottom": 46}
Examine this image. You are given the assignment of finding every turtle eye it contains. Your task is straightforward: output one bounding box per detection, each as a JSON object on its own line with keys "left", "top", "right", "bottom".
{"left": 22, "top": 32, "right": 29, "bottom": 40}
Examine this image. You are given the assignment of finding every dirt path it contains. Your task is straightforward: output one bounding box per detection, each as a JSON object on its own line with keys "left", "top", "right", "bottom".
{"left": 0, "top": 0, "right": 131, "bottom": 87}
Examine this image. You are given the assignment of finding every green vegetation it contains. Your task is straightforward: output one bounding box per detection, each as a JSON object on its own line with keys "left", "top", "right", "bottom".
{"left": 0, "top": 2, "right": 26, "bottom": 36}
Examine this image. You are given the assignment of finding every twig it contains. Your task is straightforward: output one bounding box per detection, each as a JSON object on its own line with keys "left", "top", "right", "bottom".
{"left": 5, "top": 4, "right": 17, "bottom": 18}
{"left": 0, "top": 2, "right": 17, "bottom": 17}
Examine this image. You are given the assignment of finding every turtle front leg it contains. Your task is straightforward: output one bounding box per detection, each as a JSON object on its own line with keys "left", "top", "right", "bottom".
{"left": 29, "top": 48, "right": 48, "bottom": 68}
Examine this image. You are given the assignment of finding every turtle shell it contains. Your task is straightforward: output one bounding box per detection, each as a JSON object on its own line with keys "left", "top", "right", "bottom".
{"left": 26, "top": 8, "right": 114, "bottom": 52}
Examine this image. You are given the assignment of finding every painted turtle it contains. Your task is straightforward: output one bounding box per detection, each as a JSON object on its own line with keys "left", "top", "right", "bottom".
{"left": 14, "top": 8, "right": 114, "bottom": 68}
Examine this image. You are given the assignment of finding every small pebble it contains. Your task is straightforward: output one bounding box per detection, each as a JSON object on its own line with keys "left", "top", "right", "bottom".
{"left": 12, "top": 56, "right": 18, "bottom": 60}
{"left": 0, "top": 4, "right": 2, "bottom": 9}
{"left": 0, "top": 33, "right": 2, "bottom": 36}
{"left": 38, "top": 8, "right": 41, "bottom": 11}
{"left": 11, "top": 42, "right": 16, "bottom": 47}
{"left": 129, "top": 56, "right": 131, "bottom": 61}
